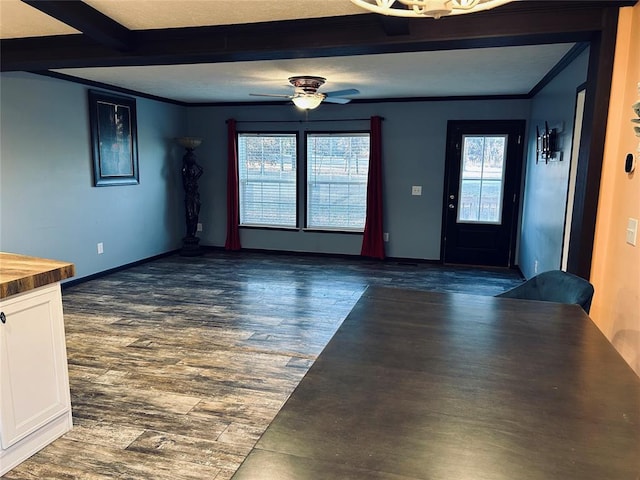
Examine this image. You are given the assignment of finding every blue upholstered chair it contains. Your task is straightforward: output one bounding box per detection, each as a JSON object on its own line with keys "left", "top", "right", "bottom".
{"left": 496, "top": 270, "right": 595, "bottom": 313}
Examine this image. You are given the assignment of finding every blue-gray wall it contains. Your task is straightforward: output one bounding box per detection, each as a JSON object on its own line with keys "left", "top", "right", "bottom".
{"left": 518, "top": 48, "right": 590, "bottom": 279}
{"left": 0, "top": 72, "right": 187, "bottom": 280}
{"left": 188, "top": 99, "right": 530, "bottom": 260}
{"left": 1, "top": 50, "right": 589, "bottom": 280}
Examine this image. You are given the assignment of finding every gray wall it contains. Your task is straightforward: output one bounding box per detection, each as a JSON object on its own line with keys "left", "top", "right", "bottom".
{"left": 518, "top": 48, "right": 590, "bottom": 279}
{"left": 188, "top": 99, "right": 530, "bottom": 260}
{"left": 0, "top": 72, "right": 187, "bottom": 280}
{"left": 1, "top": 54, "right": 587, "bottom": 279}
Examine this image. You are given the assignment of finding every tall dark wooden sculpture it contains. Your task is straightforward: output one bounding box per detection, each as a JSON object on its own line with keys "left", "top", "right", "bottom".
{"left": 178, "top": 137, "right": 204, "bottom": 256}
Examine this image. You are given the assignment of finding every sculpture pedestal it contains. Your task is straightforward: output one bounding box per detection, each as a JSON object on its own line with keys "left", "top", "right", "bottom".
{"left": 180, "top": 236, "right": 203, "bottom": 257}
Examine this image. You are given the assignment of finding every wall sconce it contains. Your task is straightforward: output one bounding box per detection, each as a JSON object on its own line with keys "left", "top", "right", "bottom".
{"left": 536, "top": 122, "right": 559, "bottom": 164}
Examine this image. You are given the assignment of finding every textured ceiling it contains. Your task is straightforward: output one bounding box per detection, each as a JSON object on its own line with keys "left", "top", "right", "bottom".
{"left": 1, "top": 0, "right": 576, "bottom": 104}
{"left": 83, "top": 0, "right": 366, "bottom": 29}
{"left": 52, "top": 43, "right": 575, "bottom": 103}
{"left": 0, "top": 0, "right": 80, "bottom": 38}
{"left": 0, "top": 0, "right": 365, "bottom": 38}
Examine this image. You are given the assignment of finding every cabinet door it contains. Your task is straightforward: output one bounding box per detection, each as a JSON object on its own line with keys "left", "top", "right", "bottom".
{"left": 0, "top": 284, "right": 71, "bottom": 449}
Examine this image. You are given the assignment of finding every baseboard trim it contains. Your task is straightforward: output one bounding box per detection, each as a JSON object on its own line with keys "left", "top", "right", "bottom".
{"left": 200, "top": 245, "right": 443, "bottom": 265}
{"left": 61, "top": 247, "right": 521, "bottom": 290}
{"left": 62, "top": 250, "right": 180, "bottom": 291}
{"left": 208, "top": 246, "right": 522, "bottom": 272}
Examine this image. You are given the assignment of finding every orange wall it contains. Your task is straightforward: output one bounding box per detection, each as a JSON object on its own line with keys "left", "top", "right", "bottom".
{"left": 591, "top": 3, "right": 640, "bottom": 377}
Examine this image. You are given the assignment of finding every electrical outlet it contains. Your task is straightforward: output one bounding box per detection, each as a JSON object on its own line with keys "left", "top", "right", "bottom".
{"left": 197, "top": 223, "right": 203, "bottom": 232}
{"left": 97, "top": 242, "right": 104, "bottom": 255}
{"left": 411, "top": 185, "right": 422, "bottom": 196}
{"left": 534, "top": 260, "right": 538, "bottom": 274}
{"left": 383, "top": 232, "right": 389, "bottom": 242}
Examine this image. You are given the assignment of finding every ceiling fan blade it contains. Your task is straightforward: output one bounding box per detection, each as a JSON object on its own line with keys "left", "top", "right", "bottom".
{"left": 324, "top": 88, "right": 360, "bottom": 97}
{"left": 323, "top": 97, "right": 352, "bottom": 104}
{"left": 249, "top": 93, "right": 293, "bottom": 99}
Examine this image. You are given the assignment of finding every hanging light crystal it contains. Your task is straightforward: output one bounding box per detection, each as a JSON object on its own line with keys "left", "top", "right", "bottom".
{"left": 349, "top": 0, "right": 516, "bottom": 19}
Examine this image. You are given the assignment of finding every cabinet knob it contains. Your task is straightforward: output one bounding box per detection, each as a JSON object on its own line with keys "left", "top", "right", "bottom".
{"left": 0, "top": 312, "right": 5, "bottom": 324}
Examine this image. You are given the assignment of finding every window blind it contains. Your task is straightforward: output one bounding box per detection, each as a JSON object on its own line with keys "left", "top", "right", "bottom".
{"left": 306, "top": 133, "right": 370, "bottom": 231}
{"left": 238, "top": 133, "right": 297, "bottom": 227}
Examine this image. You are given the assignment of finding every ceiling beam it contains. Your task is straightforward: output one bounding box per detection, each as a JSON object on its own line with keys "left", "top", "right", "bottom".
{"left": 20, "top": 0, "right": 134, "bottom": 52}
{"left": 1, "top": 1, "right": 633, "bottom": 72}
{"left": 378, "top": 16, "right": 411, "bottom": 36}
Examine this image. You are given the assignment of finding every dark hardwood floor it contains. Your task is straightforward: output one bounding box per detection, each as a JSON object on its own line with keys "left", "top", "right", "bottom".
{"left": 3, "top": 251, "right": 522, "bottom": 479}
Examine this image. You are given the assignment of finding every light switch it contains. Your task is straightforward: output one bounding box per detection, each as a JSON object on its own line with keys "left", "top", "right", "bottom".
{"left": 626, "top": 218, "right": 638, "bottom": 246}
{"left": 411, "top": 185, "right": 422, "bottom": 196}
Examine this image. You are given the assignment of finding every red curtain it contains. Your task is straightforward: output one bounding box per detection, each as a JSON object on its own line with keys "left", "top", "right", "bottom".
{"left": 225, "top": 119, "right": 241, "bottom": 250}
{"left": 361, "top": 116, "right": 385, "bottom": 259}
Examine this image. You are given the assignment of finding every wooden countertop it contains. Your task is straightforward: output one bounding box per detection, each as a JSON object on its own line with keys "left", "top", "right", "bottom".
{"left": 0, "top": 253, "right": 75, "bottom": 299}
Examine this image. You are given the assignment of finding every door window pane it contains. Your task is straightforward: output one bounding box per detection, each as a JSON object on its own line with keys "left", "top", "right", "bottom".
{"left": 457, "top": 135, "right": 507, "bottom": 224}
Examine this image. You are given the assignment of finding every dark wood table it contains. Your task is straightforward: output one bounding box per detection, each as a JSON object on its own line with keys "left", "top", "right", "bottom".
{"left": 232, "top": 287, "right": 640, "bottom": 480}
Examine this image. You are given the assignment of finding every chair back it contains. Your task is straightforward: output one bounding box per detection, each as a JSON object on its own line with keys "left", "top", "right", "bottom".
{"left": 496, "top": 270, "right": 594, "bottom": 313}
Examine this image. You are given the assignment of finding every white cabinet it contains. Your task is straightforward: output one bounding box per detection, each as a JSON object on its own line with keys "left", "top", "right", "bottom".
{"left": 0, "top": 283, "right": 72, "bottom": 476}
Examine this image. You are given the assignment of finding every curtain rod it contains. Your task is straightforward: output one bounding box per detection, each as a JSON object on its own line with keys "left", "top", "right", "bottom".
{"left": 228, "top": 117, "right": 383, "bottom": 124}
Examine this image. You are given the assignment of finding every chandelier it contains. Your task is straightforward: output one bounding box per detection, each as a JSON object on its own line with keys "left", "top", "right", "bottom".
{"left": 349, "top": 0, "right": 516, "bottom": 19}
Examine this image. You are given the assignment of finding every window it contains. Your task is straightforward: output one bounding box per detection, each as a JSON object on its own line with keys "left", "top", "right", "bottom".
{"left": 457, "top": 134, "right": 507, "bottom": 224}
{"left": 238, "top": 133, "right": 297, "bottom": 227}
{"left": 306, "top": 133, "right": 370, "bottom": 231}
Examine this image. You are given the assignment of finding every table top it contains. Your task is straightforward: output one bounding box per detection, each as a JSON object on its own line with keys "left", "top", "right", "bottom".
{"left": 232, "top": 286, "right": 640, "bottom": 480}
{"left": 0, "top": 252, "right": 75, "bottom": 299}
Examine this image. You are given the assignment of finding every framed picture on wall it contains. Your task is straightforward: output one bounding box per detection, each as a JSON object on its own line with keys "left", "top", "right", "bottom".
{"left": 88, "top": 90, "right": 139, "bottom": 186}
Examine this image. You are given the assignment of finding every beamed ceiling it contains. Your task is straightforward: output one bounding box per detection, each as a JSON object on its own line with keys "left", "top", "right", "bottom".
{"left": 0, "top": 0, "right": 636, "bottom": 104}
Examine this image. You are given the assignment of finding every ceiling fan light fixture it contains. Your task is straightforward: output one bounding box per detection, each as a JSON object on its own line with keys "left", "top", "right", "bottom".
{"left": 349, "top": 0, "right": 515, "bottom": 18}
{"left": 250, "top": 76, "right": 358, "bottom": 108}
{"left": 292, "top": 94, "right": 325, "bottom": 110}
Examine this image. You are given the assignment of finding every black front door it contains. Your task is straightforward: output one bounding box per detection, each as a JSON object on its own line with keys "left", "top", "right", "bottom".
{"left": 442, "top": 120, "right": 525, "bottom": 267}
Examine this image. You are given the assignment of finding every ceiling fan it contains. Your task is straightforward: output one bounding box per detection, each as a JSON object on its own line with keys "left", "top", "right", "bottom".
{"left": 250, "top": 76, "right": 360, "bottom": 110}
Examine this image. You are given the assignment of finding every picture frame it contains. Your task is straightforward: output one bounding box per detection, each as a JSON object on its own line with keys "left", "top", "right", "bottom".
{"left": 88, "top": 90, "right": 139, "bottom": 186}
